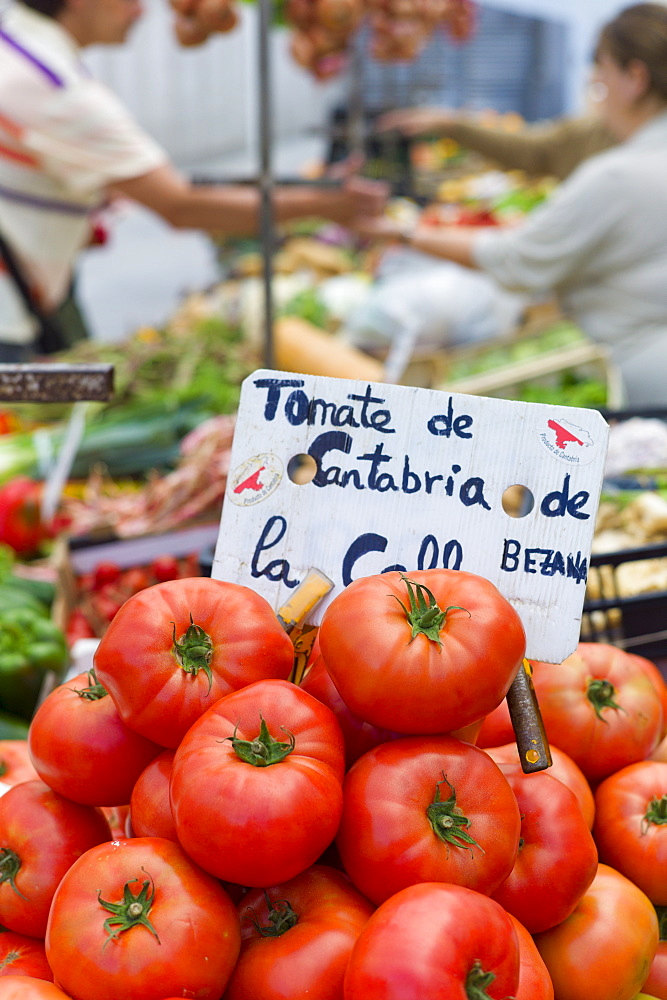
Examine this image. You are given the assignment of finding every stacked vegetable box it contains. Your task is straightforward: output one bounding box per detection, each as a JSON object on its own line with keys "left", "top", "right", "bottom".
{"left": 0, "top": 567, "right": 666, "bottom": 1000}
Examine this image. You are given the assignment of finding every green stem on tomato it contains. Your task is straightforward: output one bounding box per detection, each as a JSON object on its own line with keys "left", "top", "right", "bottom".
{"left": 171, "top": 614, "right": 214, "bottom": 693}
{"left": 391, "top": 574, "right": 469, "bottom": 648}
{"left": 586, "top": 678, "right": 624, "bottom": 721}
{"left": 247, "top": 891, "right": 299, "bottom": 937}
{"left": 643, "top": 795, "right": 667, "bottom": 834}
{"left": 465, "top": 960, "right": 497, "bottom": 999}
{"left": 0, "top": 848, "right": 27, "bottom": 899}
{"left": 73, "top": 667, "right": 108, "bottom": 701}
{"left": 228, "top": 714, "right": 295, "bottom": 767}
{"left": 97, "top": 871, "right": 159, "bottom": 944}
{"left": 426, "top": 774, "right": 484, "bottom": 855}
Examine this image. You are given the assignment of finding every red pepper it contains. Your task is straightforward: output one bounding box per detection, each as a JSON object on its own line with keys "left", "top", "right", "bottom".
{"left": 0, "top": 477, "right": 50, "bottom": 556}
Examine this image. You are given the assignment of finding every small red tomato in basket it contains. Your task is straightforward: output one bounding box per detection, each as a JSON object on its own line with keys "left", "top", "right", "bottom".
{"left": 150, "top": 554, "right": 182, "bottom": 583}
{"left": 90, "top": 561, "right": 121, "bottom": 590}
{"left": 118, "top": 565, "right": 152, "bottom": 595}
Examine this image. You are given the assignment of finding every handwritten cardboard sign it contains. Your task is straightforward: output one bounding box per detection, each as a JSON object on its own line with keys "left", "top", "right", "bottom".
{"left": 212, "top": 370, "right": 609, "bottom": 663}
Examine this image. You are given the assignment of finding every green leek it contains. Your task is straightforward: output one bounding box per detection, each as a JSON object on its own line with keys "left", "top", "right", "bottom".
{"left": 0, "top": 399, "right": 213, "bottom": 485}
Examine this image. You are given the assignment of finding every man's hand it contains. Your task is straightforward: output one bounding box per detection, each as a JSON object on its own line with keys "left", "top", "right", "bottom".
{"left": 340, "top": 175, "right": 391, "bottom": 221}
{"left": 312, "top": 175, "right": 390, "bottom": 228}
{"left": 375, "top": 107, "right": 460, "bottom": 137}
{"left": 346, "top": 214, "right": 408, "bottom": 242}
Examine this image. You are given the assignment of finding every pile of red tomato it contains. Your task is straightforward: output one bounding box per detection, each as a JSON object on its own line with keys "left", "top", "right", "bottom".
{"left": 65, "top": 552, "right": 201, "bottom": 645}
{"left": 0, "top": 568, "right": 666, "bottom": 1000}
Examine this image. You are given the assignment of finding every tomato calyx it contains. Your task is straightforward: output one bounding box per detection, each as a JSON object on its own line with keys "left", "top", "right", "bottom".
{"left": 465, "top": 959, "right": 498, "bottom": 999}
{"left": 0, "top": 760, "right": 7, "bottom": 779}
{"left": 586, "top": 678, "right": 624, "bottom": 720}
{"left": 227, "top": 714, "right": 296, "bottom": 767}
{"left": 97, "top": 871, "right": 160, "bottom": 944}
{"left": 171, "top": 615, "right": 214, "bottom": 693}
{"left": 643, "top": 795, "right": 667, "bottom": 833}
{"left": 73, "top": 667, "right": 108, "bottom": 702}
{"left": 393, "top": 574, "right": 468, "bottom": 647}
{"left": 247, "top": 890, "right": 299, "bottom": 937}
{"left": 0, "top": 948, "right": 22, "bottom": 970}
{"left": 0, "top": 848, "right": 27, "bottom": 899}
{"left": 426, "top": 774, "right": 484, "bottom": 855}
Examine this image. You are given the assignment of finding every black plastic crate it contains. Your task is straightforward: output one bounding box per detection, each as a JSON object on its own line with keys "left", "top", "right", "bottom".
{"left": 325, "top": 105, "right": 417, "bottom": 198}
{"left": 582, "top": 540, "right": 667, "bottom": 661}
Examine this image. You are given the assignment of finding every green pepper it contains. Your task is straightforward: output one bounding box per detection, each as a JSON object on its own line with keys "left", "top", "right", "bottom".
{"left": 0, "top": 607, "right": 68, "bottom": 719}
{"left": 0, "top": 711, "right": 29, "bottom": 739}
{"left": 0, "top": 585, "right": 49, "bottom": 618}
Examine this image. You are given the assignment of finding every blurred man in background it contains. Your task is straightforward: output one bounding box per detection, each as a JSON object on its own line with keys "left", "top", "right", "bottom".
{"left": 0, "top": 0, "right": 388, "bottom": 360}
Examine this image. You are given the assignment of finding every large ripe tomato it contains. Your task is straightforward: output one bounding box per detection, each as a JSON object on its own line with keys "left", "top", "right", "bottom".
{"left": 300, "top": 655, "right": 401, "bottom": 768}
{"left": 28, "top": 670, "right": 161, "bottom": 806}
{"left": 0, "top": 780, "right": 111, "bottom": 938}
{"left": 593, "top": 761, "right": 667, "bottom": 905}
{"left": 301, "top": 655, "right": 482, "bottom": 769}
{"left": 0, "top": 930, "right": 53, "bottom": 980}
{"left": 336, "top": 735, "right": 520, "bottom": 905}
{"left": 534, "top": 864, "right": 659, "bottom": 1000}
{"left": 45, "top": 837, "right": 241, "bottom": 1000}
{"left": 476, "top": 697, "right": 514, "bottom": 749}
{"left": 529, "top": 643, "right": 663, "bottom": 783}
{"left": 508, "top": 914, "right": 554, "bottom": 1000}
{"left": 318, "top": 569, "right": 525, "bottom": 734}
{"left": 343, "top": 881, "right": 520, "bottom": 999}
{"left": 224, "top": 865, "right": 374, "bottom": 1000}
{"left": 485, "top": 742, "right": 595, "bottom": 829}
{"left": 0, "top": 741, "right": 39, "bottom": 789}
{"left": 628, "top": 654, "right": 667, "bottom": 739}
{"left": 489, "top": 763, "right": 598, "bottom": 933}
{"left": 94, "top": 577, "right": 296, "bottom": 747}
{"left": 642, "top": 928, "right": 667, "bottom": 1000}
{"left": 171, "top": 679, "right": 345, "bottom": 887}
{"left": 129, "top": 750, "right": 178, "bottom": 842}
{"left": 0, "top": 979, "right": 69, "bottom": 998}
{"left": 101, "top": 805, "right": 131, "bottom": 840}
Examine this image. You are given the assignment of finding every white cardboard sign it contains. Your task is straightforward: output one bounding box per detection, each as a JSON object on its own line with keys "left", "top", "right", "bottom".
{"left": 212, "top": 370, "right": 609, "bottom": 663}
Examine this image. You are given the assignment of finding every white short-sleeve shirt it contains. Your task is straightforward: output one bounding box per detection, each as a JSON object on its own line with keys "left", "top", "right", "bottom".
{"left": 0, "top": 2, "right": 168, "bottom": 342}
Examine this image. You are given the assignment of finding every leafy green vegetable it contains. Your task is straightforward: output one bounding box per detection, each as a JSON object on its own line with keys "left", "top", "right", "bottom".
{"left": 280, "top": 287, "right": 330, "bottom": 330}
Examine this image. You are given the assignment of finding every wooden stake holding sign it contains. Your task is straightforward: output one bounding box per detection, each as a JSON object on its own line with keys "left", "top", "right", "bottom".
{"left": 212, "top": 369, "right": 610, "bottom": 770}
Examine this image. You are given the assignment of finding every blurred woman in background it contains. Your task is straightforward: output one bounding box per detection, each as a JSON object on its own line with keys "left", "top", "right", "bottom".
{"left": 374, "top": 3, "right": 667, "bottom": 407}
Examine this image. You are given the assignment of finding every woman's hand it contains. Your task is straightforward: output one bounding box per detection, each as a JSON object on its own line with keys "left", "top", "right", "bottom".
{"left": 375, "top": 107, "right": 460, "bottom": 137}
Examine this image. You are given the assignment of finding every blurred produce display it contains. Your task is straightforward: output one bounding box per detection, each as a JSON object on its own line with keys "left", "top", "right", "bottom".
{"left": 0, "top": 313, "right": 253, "bottom": 490}
{"left": 57, "top": 414, "right": 235, "bottom": 541}
{"left": 581, "top": 417, "right": 667, "bottom": 658}
{"left": 441, "top": 320, "right": 612, "bottom": 408}
{"left": 589, "top": 488, "right": 667, "bottom": 603}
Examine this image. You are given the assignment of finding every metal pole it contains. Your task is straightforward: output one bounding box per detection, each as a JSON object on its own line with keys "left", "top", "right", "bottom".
{"left": 258, "top": 0, "right": 275, "bottom": 368}
{"left": 347, "top": 34, "right": 366, "bottom": 163}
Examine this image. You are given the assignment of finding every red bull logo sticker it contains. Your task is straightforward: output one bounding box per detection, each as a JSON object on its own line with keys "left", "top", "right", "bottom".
{"left": 539, "top": 418, "right": 596, "bottom": 465}
{"left": 228, "top": 454, "right": 283, "bottom": 506}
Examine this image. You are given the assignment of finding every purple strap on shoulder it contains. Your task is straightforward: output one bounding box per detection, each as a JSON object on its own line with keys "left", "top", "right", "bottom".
{"left": 0, "top": 27, "right": 65, "bottom": 88}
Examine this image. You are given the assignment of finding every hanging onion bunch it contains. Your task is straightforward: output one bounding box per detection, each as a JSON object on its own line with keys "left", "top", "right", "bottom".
{"left": 170, "top": 0, "right": 240, "bottom": 47}
{"left": 444, "top": 0, "right": 476, "bottom": 42}
{"left": 286, "top": 0, "right": 366, "bottom": 79}
{"left": 368, "top": 0, "right": 476, "bottom": 61}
